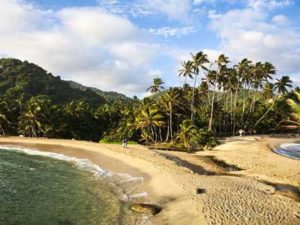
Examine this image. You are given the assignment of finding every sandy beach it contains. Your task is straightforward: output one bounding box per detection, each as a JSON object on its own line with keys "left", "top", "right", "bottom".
{"left": 0, "top": 136, "right": 299, "bottom": 225}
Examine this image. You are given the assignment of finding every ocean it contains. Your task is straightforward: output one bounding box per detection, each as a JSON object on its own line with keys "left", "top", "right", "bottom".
{"left": 0, "top": 147, "right": 148, "bottom": 225}
{"left": 274, "top": 143, "right": 300, "bottom": 160}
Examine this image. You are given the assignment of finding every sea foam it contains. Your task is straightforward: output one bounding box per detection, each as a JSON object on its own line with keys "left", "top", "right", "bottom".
{"left": 0, "top": 145, "right": 149, "bottom": 201}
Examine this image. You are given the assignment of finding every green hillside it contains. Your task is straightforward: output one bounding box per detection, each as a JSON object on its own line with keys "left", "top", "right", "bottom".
{"left": 67, "top": 81, "right": 131, "bottom": 104}
{"left": 0, "top": 58, "right": 132, "bottom": 141}
{"left": 0, "top": 58, "right": 130, "bottom": 106}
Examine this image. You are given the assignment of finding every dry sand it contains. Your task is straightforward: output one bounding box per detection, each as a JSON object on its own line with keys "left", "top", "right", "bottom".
{"left": 0, "top": 136, "right": 299, "bottom": 225}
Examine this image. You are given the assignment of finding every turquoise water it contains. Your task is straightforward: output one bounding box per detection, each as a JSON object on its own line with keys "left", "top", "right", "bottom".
{"left": 274, "top": 143, "right": 300, "bottom": 160}
{"left": 0, "top": 148, "right": 145, "bottom": 225}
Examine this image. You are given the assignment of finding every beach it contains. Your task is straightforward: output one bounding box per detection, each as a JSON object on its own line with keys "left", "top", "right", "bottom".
{"left": 0, "top": 136, "right": 299, "bottom": 225}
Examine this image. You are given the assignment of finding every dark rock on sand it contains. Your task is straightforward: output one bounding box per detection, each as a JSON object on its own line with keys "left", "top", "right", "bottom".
{"left": 196, "top": 188, "right": 206, "bottom": 194}
{"left": 130, "top": 203, "right": 163, "bottom": 215}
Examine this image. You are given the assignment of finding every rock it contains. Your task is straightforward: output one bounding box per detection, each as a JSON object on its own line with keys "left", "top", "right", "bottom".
{"left": 196, "top": 188, "right": 206, "bottom": 194}
{"left": 130, "top": 203, "right": 162, "bottom": 215}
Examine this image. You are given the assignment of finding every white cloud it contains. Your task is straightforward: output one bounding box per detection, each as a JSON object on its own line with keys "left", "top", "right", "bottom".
{"left": 57, "top": 7, "right": 139, "bottom": 46}
{"left": 145, "top": 0, "right": 192, "bottom": 21}
{"left": 99, "top": 0, "right": 194, "bottom": 22}
{"left": 148, "top": 26, "right": 196, "bottom": 38}
{"left": 209, "top": 6, "right": 300, "bottom": 80}
{"left": 246, "top": 0, "right": 292, "bottom": 10}
{"left": 272, "top": 14, "right": 289, "bottom": 25}
{"left": 0, "top": 0, "right": 161, "bottom": 96}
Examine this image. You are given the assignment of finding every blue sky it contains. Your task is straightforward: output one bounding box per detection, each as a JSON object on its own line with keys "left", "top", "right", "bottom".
{"left": 0, "top": 0, "right": 299, "bottom": 96}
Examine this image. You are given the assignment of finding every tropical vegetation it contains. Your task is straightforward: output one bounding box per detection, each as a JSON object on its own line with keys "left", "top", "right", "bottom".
{"left": 0, "top": 55, "right": 298, "bottom": 151}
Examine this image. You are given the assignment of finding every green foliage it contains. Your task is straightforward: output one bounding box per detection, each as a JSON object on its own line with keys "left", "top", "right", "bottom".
{"left": 68, "top": 81, "right": 132, "bottom": 104}
{"left": 0, "top": 58, "right": 107, "bottom": 106}
{"left": 0, "top": 56, "right": 295, "bottom": 152}
{"left": 99, "top": 138, "right": 138, "bottom": 145}
{"left": 287, "top": 91, "right": 300, "bottom": 125}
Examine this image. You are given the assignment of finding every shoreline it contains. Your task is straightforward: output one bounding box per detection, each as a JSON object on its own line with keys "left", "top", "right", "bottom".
{"left": 1, "top": 136, "right": 300, "bottom": 225}
{"left": 0, "top": 137, "right": 206, "bottom": 225}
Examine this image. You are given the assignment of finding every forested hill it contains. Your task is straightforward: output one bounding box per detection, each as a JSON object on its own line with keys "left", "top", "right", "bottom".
{"left": 0, "top": 58, "right": 129, "bottom": 105}
{"left": 67, "top": 81, "right": 131, "bottom": 104}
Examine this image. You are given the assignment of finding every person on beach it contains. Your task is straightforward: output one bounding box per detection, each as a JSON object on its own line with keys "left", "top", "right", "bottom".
{"left": 238, "top": 129, "right": 245, "bottom": 137}
{"left": 122, "top": 138, "right": 128, "bottom": 148}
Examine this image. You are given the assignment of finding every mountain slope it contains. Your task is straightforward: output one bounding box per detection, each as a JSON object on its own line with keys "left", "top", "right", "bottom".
{"left": 0, "top": 58, "right": 130, "bottom": 106}
{"left": 68, "top": 81, "right": 132, "bottom": 104}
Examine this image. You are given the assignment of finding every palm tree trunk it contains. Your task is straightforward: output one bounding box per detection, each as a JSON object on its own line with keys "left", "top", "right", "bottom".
{"left": 170, "top": 105, "right": 173, "bottom": 142}
{"left": 191, "top": 74, "right": 197, "bottom": 122}
{"left": 165, "top": 121, "right": 169, "bottom": 142}
{"left": 254, "top": 101, "right": 275, "bottom": 128}
{"left": 208, "top": 88, "right": 215, "bottom": 131}
{"left": 233, "top": 87, "right": 239, "bottom": 136}
{"left": 150, "top": 126, "right": 155, "bottom": 142}
{"left": 159, "top": 127, "right": 163, "bottom": 141}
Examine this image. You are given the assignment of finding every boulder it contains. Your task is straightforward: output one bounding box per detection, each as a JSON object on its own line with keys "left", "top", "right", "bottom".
{"left": 130, "top": 203, "right": 162, "bottom": 215}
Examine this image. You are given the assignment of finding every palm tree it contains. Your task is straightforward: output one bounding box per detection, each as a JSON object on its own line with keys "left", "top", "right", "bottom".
{"left": 274, "top": 76, "right": 293, "bottom": 95}
{"left": 176, "top": 119, "right": 198, "bottom": 151}
{"left": 191, "top": 51, "right": 209, "bottom": 122}
{"left": 178, "top": 60, "right": 194, "bottom": 86}
{"left": 136, "top": 104, "right": 165, "bottom": 143}
{"left": 286, "top": 92, "right": 300, "bottom": 126}
{"left": 263, "top": 62, "right": 276, "bottom": 82}
{"left": 160, "top": 88, "right": 181, "bottom": 142}
{"left": 147, "top": 77, "right": 164, "bottom": 94}
{"left": 262, "top": 83, "right": 274, "bottom": 100}
{"left": 208, "top": 54, "right": 229, "bottom": 131}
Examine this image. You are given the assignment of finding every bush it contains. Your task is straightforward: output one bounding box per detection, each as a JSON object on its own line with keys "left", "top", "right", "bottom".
{"left": 190, "top": 129, "right": 219, "bottom": 150}
{"left": 99, "top": 136, "right": 138, "bottom": 144}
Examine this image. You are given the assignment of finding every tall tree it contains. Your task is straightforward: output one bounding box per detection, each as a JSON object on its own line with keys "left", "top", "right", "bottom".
{"left": 274, "top": 76, "right": 293, "bottom": 95}
{"left": 286, "top": 92, "right": 300, "bottom": 126}
{"left": 191, "top": 51, "right": 209, "bottom": 122}
{"left": 136, "top": 103, "right": 165, "bottom": 143}
{"left": 147, "top": 77, "right": 164, "bottom": 94}
{"left": 160, "top": 88, "right": 181, "bottom": 142}
{"left": 208, "top": 54, "right": 229, "bottom": 131}
{"left": 178, "top": 60, "right": 194, "bottom": 86}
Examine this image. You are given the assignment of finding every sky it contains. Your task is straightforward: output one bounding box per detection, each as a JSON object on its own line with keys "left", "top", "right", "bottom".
{"left": 0, "top": 0, "right": 299, "bottom": 97}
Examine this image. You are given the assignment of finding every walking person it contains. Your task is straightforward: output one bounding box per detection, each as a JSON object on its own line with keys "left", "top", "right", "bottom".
{"left": 122, "top": 137, "right": 128, "bottom": 148}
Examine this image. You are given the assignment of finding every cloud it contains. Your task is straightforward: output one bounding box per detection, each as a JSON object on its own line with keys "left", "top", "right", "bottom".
{"left": 209, "top": 6, "right": 300, "bottom": 80}
{"left": 99, "top": 0, "right": 194, "bottom": 22}
{"left": 57, "top": 7, "right": 139, "bottom": 46}
{"left": 148, "top": 26, "right": 196, "bottom": 38}
{"left": 144, "top": 0, "right": 192, "bottom": 21}
{"left": 0, "top": 0, "right": 161, "bottom": 96}
{"left": 246, "top": 0, "right": 292, "bottom": 10}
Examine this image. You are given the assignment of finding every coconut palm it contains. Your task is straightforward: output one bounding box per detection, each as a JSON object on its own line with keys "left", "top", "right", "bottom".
{"left": 262, "top": 83, "right": 274, "bottom": 100}
{"left": 286, "top": 92, "right": 300, "bottom": 125}
{"left": 136, "top": 104, "right": 165, "bottom": 143}
{"left": 147, "top": 77, "right": 164, "bottom": 94}
{"left": 176, "top": 119, "right": 198, "bottom": 151}
{"left": 262, "top": 62, "right": 276, "bottom": 82}
{"left": 274, "top": 76, "right": 293, "bottom": 95}
{"left": 160, "top": 88, "right": 181, "bottom": 142}
{"left": 208, "top": 54, "right": 230, "bottom": 131}
{"left": 178, "top": 60, "right": 194, "bottom": 86}
{"left": 190, "top": 51, "right": 209, "bottom": 122}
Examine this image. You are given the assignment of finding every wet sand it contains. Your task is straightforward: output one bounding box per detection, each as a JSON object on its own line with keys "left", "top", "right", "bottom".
{"left": 0, "top": 136, "right": 300, "bottom": 225}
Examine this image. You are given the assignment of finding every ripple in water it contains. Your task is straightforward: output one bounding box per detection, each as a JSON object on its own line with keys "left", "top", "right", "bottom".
{"left": 274, "top": 143, "right": 300, "bottom": 160}
{"left": 0, "top": 146, "right": 151, "bottom": 225}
